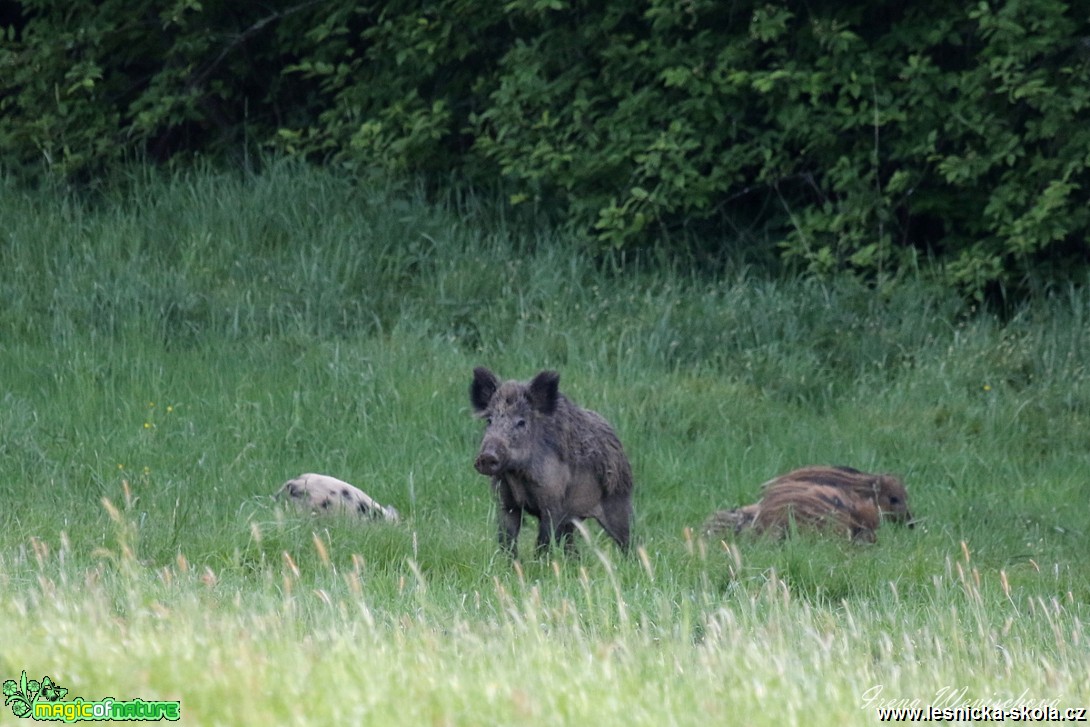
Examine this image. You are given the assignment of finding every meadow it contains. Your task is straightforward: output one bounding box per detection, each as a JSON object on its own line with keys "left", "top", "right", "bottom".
{"left": 1, "top": 162, "right": 1087, "bottom": 725}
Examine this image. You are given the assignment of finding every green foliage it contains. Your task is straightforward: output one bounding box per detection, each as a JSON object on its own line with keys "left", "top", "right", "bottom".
{"left": 272, "top": 1, "right": 511, "bottom": 174}
{"left": 2, "top": 1, "right": 1089, "bottom": 298}
{"left": 473, "top": 0, "right": 1090, "bottom": 299}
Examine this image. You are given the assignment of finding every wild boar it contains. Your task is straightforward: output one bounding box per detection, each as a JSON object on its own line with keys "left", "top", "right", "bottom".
{"left": 702, "top": 464, "right": 912, "bottom": 541}
{"left": 752, "top": 482, "right": 881, "bottom": 543}
{"left": 702, "top": 483, "right": 880, "bottom": 543}
{"left": 759, "top": 465, "right": 912, "bottom": 525}
{"left": 469, "top": 366, "right": 634, "bottom": 557}
{"left": 276, "top": 473, "right": 400, "bottom": 522}
{"left": 701, "top": 503, "right": 759, "bottom": 538}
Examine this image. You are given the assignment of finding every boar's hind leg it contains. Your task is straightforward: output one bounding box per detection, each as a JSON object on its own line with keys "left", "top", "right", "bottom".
{"left": 596, "top": 493, "right": 633, "bottom": 553}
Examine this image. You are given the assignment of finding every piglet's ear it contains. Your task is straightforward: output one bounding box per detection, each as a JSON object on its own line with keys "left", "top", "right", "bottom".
{"left": 470, "top": 367, "right": 500, "bottom": 414}
{"left": 528, "top": 370, "right": 560, "bottom": 415}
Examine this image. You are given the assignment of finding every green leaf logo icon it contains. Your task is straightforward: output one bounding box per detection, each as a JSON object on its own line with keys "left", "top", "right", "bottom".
{"left": 4, "top": 671, "right": 68, "bottom": 718}
{"left": 4, "top": 672, "right": 33, "bottom": 718}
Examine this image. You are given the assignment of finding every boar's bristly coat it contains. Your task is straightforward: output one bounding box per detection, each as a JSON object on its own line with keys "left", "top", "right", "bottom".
{"left": 469, "top": 367, "right": 634, "bottom": 557}
{"left": 752, "top": 482, "right": 881, "bottom": 543}
{"left": 759, "top": 465, "right": 913, "bottom": 525}
{"left": 702, "top": 464, "right": 913, "bottom": 543}
{"left": 701, "top": 483, "right": 880, "bottom": 543}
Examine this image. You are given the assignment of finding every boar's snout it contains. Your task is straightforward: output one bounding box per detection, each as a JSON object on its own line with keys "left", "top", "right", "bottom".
{"left": 475, "top": 443, "right": 505, "bottom": 476}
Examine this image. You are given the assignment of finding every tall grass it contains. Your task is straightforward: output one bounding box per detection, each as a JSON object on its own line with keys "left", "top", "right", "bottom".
{"left": 1, "top": 162, "right": 1087, "bottom": 725}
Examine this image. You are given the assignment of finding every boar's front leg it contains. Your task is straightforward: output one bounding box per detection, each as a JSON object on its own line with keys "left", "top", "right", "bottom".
{"left": 555, "top": 520, "right": 578, "bottom": 553}
{"left": 498, "top": 506, "right": 523, "bottom": 556}
{"left": 495, "top": 480, "right": 523, "bottom": 556}
{"left": 535, "top": 511, "right": 575, "bottom": 554}
{"left": 498, "top": 505, "right": 524, "bottom": 555}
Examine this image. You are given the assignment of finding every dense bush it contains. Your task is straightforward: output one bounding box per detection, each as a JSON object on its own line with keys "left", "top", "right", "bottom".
{"left": 2, "top": 0, "right": 1088, "bottom": 298}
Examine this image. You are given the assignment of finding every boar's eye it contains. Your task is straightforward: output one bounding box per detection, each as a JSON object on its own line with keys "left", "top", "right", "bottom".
{"left": 485, "top": 416, "right": 493, "bottom": 425}
{"left": 889, "top": 496, "right": 901, "bottom": 505}
{"left": 515, "top": 418, "right": 527, "bottom": 429}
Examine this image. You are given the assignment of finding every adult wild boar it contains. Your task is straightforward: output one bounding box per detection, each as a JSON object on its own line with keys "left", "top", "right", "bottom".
{"left": 469, "top": 367, "right": 634, "bottom": 557}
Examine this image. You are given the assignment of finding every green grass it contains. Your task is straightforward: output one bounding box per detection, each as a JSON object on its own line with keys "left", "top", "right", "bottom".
{"left": 1, "top": 162, "right": 1088, "bottom": 725}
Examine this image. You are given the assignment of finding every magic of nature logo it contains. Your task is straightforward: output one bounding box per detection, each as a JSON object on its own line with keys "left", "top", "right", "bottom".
{"left": 3, "top": 671, "right": 180, "bottom": 722}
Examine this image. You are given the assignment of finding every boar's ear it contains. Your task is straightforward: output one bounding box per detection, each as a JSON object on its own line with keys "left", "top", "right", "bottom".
{"left": 470, "top": 367, "right": 500, "bottom": 414}
{"left": 528, "top": 370, "right": 560, "bottom": 415}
